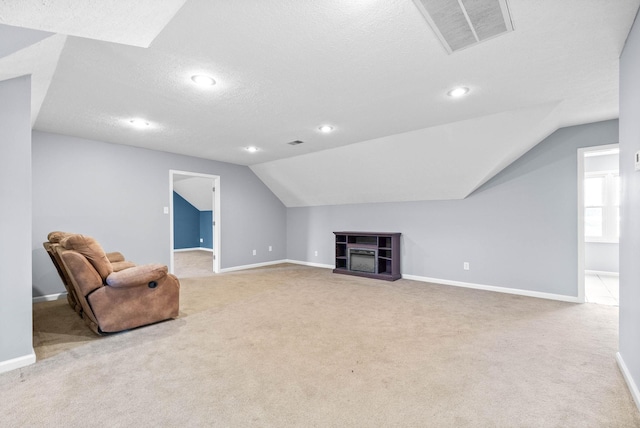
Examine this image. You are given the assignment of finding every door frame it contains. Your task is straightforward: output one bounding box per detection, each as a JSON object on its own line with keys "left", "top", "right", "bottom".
{"left": 169, "top": 170, "right": 221, "bottom": 274}
{"left": 577, "top": 143, "right": 619, "bottom": 303}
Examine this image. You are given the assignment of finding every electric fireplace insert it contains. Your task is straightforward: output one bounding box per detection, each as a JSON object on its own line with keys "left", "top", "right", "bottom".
{"left": 348, "top": 248, "right": 377, "bottom": 274}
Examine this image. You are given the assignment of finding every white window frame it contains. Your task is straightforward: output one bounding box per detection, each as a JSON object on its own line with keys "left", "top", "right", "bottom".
{"left": 584, "top": 169, "right": 619, "bottom": 243}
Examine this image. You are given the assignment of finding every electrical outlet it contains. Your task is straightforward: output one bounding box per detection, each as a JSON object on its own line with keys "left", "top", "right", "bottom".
{"left": 200, "top": 238, "right": 203, "bottom": 243}
{"left": 463, "top": 262, "right": 469, "bottom": 270}
{"left": 252, "top": 249, "right": 256, "bottom": 256}
{"left": 163, "top": 206, "right": 169, "bottom": 214}
{"left": 314, "top": 251, "right": 318, "bottom": 257}
{"left": 269, "top": 246, "right": 272, "bottom": 252}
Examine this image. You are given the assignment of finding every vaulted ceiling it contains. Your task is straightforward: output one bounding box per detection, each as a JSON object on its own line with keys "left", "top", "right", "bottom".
{"left": 1, "top": 0, "right": 638, "bottom": 206}
{"left": 173, "top": 174, "right": 214, "bottom": 211}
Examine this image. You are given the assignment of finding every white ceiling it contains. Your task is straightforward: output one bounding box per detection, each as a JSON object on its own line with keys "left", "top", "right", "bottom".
{"left": 0, "top": 25, "right": 66, "bottom": 126}
{"left": 173, "top": 175, "right": 214, "bottom": 211}
{"left": 0, "top": 0, "right": 187, "bottom": 48}
{"left": 1, "top": 0, "right": 638, "bottom": 207}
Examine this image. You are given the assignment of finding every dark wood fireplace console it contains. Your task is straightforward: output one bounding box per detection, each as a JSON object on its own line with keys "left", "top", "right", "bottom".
{"left": 333, "top": 231, "right": 401, "bottom": 281}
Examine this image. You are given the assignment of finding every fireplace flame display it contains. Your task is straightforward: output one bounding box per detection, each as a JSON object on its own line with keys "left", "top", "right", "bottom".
{"left": 349, "top": 248, "right": 377, "bottom": 274}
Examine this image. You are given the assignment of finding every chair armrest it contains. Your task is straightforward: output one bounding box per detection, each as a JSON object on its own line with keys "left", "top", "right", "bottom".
{"left": 106, "top": 252, "right": 126, "bottom": 263}
{"left": 106, "top": 264, "right": 168, "bottom": 288}
{"left": 112, "top": 261, "right": 136, "bottom": 272}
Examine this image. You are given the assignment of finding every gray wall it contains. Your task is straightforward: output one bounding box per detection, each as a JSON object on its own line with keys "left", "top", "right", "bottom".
{"left": 0, "top": 75, "right": 33, "bottom": 365}
{"left": 32, "top": 131, "right": 287, "bottom": 297}
{"left": 619, "top": 8, "right": 640, "bottom": 405}
{"left": 287, "top": 120, "right": 619, "bottom": 297}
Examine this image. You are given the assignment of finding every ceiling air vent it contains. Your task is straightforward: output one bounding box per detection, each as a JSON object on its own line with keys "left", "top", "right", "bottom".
{"left": 287, "top": 140, "right": 304, "bottom": 146}
{"left": 412, "top": 0, "right": 513, "bottom": 53}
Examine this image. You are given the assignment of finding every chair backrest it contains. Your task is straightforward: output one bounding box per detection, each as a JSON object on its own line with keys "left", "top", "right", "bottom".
{"left": 54, "top": 234, "right": 113, "bottom": 333}
{"left": 43, "top": 231, "right": 82, "bottom": 314}
{"left": 59, "top": 234, "right": 114, "bottom": 280}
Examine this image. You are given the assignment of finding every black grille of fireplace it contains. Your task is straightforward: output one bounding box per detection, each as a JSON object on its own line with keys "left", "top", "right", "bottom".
{"left": 349, "top": 248, "right": 377, "bottom": 274}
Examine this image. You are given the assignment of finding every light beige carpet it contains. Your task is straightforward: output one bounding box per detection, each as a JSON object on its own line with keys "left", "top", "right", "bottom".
{"left": 173, "top": 249, "right": 215, "bottom": 278}
{"left": 3, "top": 264, "right": 639, "bottom": 427}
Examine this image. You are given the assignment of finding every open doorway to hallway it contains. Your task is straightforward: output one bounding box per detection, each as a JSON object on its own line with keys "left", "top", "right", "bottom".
{"left": 585, "top": 273, "right": 619, "bottom": 306}
{"left": 174, "top": 250, "right": 215, "bottom": 278}
{"left": 170, "top": 170, "right": 221, "bottom": 277}
{"left": 578, "top": 145, "right": 619, "bottom": 306}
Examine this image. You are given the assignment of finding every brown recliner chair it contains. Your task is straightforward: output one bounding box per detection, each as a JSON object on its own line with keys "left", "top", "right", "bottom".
{"left": 53, "top": 233, "right": 180, "bottom": 335}
{"left": 43, "top": 231, "right": 136, "bottom": 317}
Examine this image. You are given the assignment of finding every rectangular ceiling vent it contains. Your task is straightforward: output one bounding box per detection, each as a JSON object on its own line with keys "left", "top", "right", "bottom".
{"left": 287, "top": 140, "right": 304, "bottom": 146}
{"left": 412, "top": 0, "right": 513, "bottom": 53}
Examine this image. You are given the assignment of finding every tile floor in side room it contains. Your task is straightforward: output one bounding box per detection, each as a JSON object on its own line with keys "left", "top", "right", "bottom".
{"left": 585, "top": 273, "right": 619, "bottom": 306}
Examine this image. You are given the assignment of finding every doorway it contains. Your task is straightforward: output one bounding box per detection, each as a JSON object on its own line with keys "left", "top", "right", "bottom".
{"left": 169, "top": 170, "right": 221, "bottom": 276}
{"left": 577, "top": 144, "right": 619, "bottom": 306}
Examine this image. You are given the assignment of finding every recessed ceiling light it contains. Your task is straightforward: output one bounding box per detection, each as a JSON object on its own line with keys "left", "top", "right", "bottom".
{"left": 129, "top": 118, "right": 150, "bottom": 129}
{"left": 245, "top": 146, "right": 259, "bottom": 153}
{"left": 318, "top": 125, "right": 334, "bottom": 133}
{"left": 191, "top": 74, "right": 216, "bottom": 86}
{"left": 447, "top": 87, "right": 470, "bottom": 98}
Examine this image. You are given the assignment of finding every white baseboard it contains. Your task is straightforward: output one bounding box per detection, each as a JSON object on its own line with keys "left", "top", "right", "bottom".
{"left": 402, "top": 274, "right": 580, "bottom": 303}
{"left": 586, "top": 270, "right": 619, "bottom": 277}
{"left": 284, "top": 259, "right": 334, "bottom": 269}
{"left": 220, "top": 261, "right": 579, "bottom": 303}
{"left": 617, "top": 352, "right": 640, "bottom": 412}
{"left": 0, "top": 350, "right": 36, "bottom": 374}
{"left": 174, "top": 247, "right": 214, "bottom": 253}
{"left": 32, "top": 292, "right": 67, "bottom": 304}
{"left": 219, "top": 259, "right": 289, "bottom": 273}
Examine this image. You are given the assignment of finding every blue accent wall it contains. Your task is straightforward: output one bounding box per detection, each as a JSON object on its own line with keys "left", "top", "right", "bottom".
{"left": 200, "top": 211, "right": 213, "bottom": 249}
{"left": 173, "top": 192, "right": 200, "bottom": 249}
{"left": 173, "top": 192, "right": 214, "bottom": 250}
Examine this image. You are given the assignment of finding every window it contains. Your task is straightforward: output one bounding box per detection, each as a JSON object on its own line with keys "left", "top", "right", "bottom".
{"left": 584, "top": 171, "right": 620, "bottom": 242}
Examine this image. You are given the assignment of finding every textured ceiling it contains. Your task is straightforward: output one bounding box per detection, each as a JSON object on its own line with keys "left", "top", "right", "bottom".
{"left": 0, "top": 24, "right": 52, "bottom": 58}
{"left": 1, "top": 0, "right": 638, "bottom": 207}
{"left": 252, "top": 101, "right": 562, "bottom": 206}
{"left": 173, "top": 175, "right": 214, "bottom": 211}
{"left": 0, "top": 25, "right": 66, "bottom": 126}
{"left": 0, "top": 0, "right": 187, "bottom": 47}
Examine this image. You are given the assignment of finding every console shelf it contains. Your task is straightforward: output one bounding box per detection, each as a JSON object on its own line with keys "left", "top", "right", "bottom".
{"left": 333, "top": 231, "right": 401, "bottom": 281}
